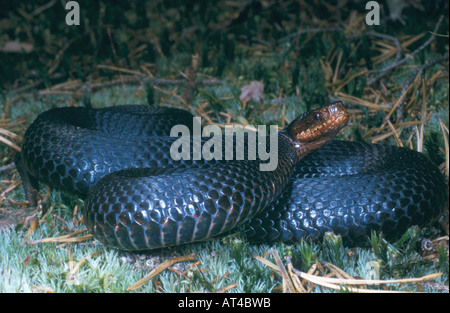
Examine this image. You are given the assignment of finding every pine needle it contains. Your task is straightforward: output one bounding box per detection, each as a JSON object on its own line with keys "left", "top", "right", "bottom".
{"left": 337, "top": 92, "right": 390, "bottom": 111}
{"left": 27, "top": 229, "right": 92, "bottom": 245}
{"left": 270, "top": 248, "right": 297, "bottom": 293}
{"left": 255, "top": 252, "right": 444, "bottom": 293}
{"left": 0, "top": 133, "right": 21, "bottom": 152}
{"left": 127, "top": 253, "right": 197, "bottom": 291}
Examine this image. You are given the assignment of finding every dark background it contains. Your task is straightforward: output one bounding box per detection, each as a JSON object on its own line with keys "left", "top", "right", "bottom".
{"left": 1, "top": 0, "right": 448, "bottom": 93}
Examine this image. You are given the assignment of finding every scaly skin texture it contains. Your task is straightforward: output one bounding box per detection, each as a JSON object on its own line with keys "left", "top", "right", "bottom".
{"left": 17, "top": 103, "right": 447, "bottom": 250}
{"left": 18, "top": 103, "right": 349, "bottom": 250}
{"left": 244, "top": 140, "right": 448, "bottom": 245}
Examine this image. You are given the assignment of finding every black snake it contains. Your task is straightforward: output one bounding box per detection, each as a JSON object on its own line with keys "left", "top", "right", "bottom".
{"left": 16, "top": 103, "right": 447, "bottom": 250}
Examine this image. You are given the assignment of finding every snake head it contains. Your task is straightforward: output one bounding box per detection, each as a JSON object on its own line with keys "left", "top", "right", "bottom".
{"left": 286, "top": 101, "right": 349, "bottom": 149}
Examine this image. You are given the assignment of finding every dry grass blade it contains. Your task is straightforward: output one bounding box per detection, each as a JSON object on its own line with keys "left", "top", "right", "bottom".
{"left": 286, "top": 257, "right": 307, "bottom": 293}
{"left": 270, "top": 248, "right": 297, "bottom": 293}
{"left": 27, "top": 229, "right": 92, "bottom": 245}
{"left": 291, "top": 268, "right": 442, "bottom": 293}
{"left": 337, "top": 92, "right": 390, "bottom": 111}
{"left": 385, "top": 80, "right": 416, "bottom": 122}
{"left": 0, "top": 179, "right": 23, "bottom": 201}
{"left": 291, "top": 269, "right": 389, "bottom": 293}
{"left": 0, "top": 128, "right": 22, "bottom": 141}
{"left": 292, "top": 268, "right": 366, "bottom": 293}
{"left": 367, "top": 31, "right": 402, "bottom": 62}
{"left": 253, "top": 254, "right": 281, "bottom": 275}
{"left": 254, "top": 253, "right": 304, "bottom": 292}
{"left": 255, "top": 251, "right": 443, "bottom": 293}
{"left": 66, "top": 249, "right": 103, "bottom": 285}
{"left": 366, "top": 15, "right": 443, "bottom": 86}
{"left": 334, "top": 69, "right": 368, "bottom": 94}
{"left": 298, "top": 270, "right": 442, "bottom": 286}
{"left": 96, "top": 64, "right": 145, "bottom": 76}
{"left": 323, "top": 262, "right": 355, "bottom": 280}
{"left": 127, "top": 253, "right": 197, "bottom": 291}
{"left": 215, "top": 283, "right": 238, "bottom": 293}
{"left": 0, "top": 133, "right": 21, "bottom": 152}
{"left": 0, "top": 98, "right": 11, "bottom": 120}
{"left": 385, "top": 117, "right": 403, "bottom": 147}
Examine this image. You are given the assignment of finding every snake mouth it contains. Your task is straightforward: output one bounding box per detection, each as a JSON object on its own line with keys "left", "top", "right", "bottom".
{"left": 287, "top": 101, "right": 349, "bottom": 144}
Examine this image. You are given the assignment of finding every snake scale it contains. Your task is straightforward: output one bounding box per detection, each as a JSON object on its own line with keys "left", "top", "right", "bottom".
{"left": 16, "top": 103, "right": 447, "bottom": 250}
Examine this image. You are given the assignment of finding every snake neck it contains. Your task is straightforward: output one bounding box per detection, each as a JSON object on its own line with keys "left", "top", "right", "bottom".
{"left": 277, "top": 129, "right": 314, "bottom": 168}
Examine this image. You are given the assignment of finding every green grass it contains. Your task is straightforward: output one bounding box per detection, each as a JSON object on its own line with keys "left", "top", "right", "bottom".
{"left": 1, "top": 81, "right": 448, "bottom": 293}
{"left": 1, "top": 220, "right": 447, "bottom": 292}
{"left": 0, "top": 0, "right": 448, "bottom": 293}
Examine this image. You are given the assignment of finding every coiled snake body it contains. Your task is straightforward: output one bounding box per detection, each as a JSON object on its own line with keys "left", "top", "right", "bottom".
{"left": 16, "top": 104, "right": 447, "bottom": 250}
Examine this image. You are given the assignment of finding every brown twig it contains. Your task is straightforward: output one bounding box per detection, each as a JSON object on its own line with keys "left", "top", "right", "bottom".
{"left": 27, "top": 229, "right": 91, "bottom": 246}
{"left": 182, "top": 54, "right": 199, "bottom": 105}
{"left": 291, "top": 267, "right": 442, "bottom": 293}
{"left": 270, "top": 248, "right": 297, "bottom": 293}
{"left": 127, "top": 253, "right": 197, "bottom": 291}
{"left": 0, "top": 134, "right": 21, "bottom": 152}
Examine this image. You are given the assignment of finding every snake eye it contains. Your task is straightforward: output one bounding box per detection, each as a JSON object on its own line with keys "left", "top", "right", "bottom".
{"left": 314, "top": 112, "right": 322, "bottom": 121}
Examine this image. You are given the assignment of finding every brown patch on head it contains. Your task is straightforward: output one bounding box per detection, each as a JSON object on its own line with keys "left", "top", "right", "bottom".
{"left": 286, "top": 101, "right": 349, "bottom": 149}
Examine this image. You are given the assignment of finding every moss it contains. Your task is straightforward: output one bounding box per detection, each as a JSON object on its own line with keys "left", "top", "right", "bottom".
{"left": 1, "top": 1, "right": 448, "bottom": 293}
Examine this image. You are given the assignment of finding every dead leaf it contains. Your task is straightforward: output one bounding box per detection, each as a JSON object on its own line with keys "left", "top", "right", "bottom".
{"left": 239, "top": 81, "right": 265, "bottom": 104}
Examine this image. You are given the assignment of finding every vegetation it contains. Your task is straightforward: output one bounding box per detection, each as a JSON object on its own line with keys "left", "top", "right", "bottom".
{"left": 0, "top": 0, "right": 448, "bottom": 293}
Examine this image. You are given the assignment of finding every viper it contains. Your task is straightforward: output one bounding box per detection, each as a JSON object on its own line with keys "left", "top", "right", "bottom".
{"left": 15, "top": 103, "right": 447, "bottom": 250}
